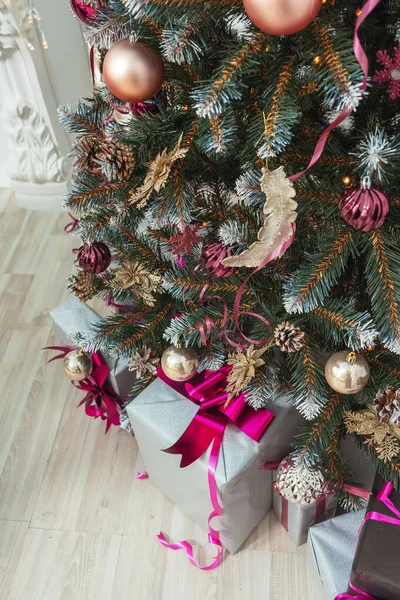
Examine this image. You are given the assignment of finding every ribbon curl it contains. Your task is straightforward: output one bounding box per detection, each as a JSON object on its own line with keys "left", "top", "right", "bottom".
{"left": 45, "top": 346, "right": 121, "bottom": 433}
{"left": 224, "top": 0, "right": 382, "bottom": 349}
{"left": 155, "top": 366, "right": 274, "bottom": 569}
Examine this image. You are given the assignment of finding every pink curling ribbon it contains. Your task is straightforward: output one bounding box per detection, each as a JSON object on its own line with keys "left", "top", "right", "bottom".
{"left": 45, "top": 346, "right": 121, "bottom": 433}
{"left": 335, "top": 582, "right": 376, "bottom": 599}
{"left": 65, "top": 213, "right": 79, "bottom": 234}
{"left": 156, "top": 365, "right": 275, "bottom": 569}
{"left": 229, "top": 0, "right": 382, "bottom": 347}
{"left": 288, "top": 0, "right": 382, "bottom": 185}
{"left": 342, "top": 484, "right": 370, "bottom": 500}
{"left": 137, "top": 472, "right": 149, "bottom": 480}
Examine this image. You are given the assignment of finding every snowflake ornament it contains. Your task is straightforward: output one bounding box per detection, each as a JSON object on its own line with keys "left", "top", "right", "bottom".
{"left": 374, "top": 44, "right": 400, "bottom": 100}
{"left": 127, "top": 346, "right": 160, "bottom": 378}
{"left": 170, "top": 223, "right": 202, "bottom": 257}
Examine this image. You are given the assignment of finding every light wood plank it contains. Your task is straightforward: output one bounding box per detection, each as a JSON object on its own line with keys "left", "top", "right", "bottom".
{"left": 4, "top": 529, "right": 121, "bottom": 600}
{"left": 0, "top": 189, "right": 323, "bottom": 599}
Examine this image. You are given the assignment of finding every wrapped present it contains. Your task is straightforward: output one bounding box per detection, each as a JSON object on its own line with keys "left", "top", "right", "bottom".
{"left": 272, "top": 457, "right": 337, "bottom": 546}
{"left": 306, "top": 510, "right": 365, "bottom": 600}
{"left": 50, "top": 296, "right": 135, "bottom": 404}
{"left": 127, "top": 366, "right": 304, "bottom": 561}
{"left": 348, "top": 474, "right": 400, "bottom": 600}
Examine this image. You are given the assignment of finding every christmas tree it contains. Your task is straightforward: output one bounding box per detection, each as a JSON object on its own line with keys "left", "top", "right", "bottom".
{"left": 60, "top": 0, "right": 400, "bottom": 503}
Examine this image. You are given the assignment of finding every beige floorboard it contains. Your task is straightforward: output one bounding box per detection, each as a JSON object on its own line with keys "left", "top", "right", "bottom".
{"left": 0, "top": 191, "right": 322, "bottom": 599}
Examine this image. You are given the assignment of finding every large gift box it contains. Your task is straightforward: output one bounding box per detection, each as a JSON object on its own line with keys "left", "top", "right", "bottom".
{"left": 127, "top": 371, "right": 304, "bottom": 554}
{"left": 272, "top": 458, "right": 337, "bottom": 546}
{"left": 50, "top": 296, "right": 136, "bottom": 404}
{"left": 306, "top": 510, "right": 365, "bottom": 600}
{"left": 349, "top": 474, "right": 400, "bottom": 600}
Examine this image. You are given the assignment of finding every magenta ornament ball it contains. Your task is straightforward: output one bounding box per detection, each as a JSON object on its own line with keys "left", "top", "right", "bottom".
{"left": 339, "top": 187, "right": 389, "bottom": 232}
{"left": 77, "top": 242, "right": 112, "bottom": 274}
{"left": 70, "top": 0, "right": 102, "bottom": 23}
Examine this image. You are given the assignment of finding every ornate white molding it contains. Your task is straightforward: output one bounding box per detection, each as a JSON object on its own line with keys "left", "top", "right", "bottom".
{"left": 4, "top": 97, "right": 68, "bottom": 184}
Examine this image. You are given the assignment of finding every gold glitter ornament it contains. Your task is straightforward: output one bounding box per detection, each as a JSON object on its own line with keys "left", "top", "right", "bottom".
{"left": 161, "top": 345, "right": 199, "bottom": 382}
{"left": 63, "top": 349, "right": 92, "bottom": 382}
{"left": 325, "top": 350, "right": 370, "bottom": 394}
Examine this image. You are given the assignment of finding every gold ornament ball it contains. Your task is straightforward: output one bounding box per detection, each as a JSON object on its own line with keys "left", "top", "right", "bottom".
{"left": 161, "top": 346, "right": 199, "bottom": 382}
{"left": 243, "top": 0, "right": 322, "bottom": 36}
{"left": 325, "top": 351, "right": 370, "bottom": 395}
{"left": 63, "top": 350, "right": 92, "bottom": 382}
{"left": 103, "top": 39, "right": 164, "bottom": 103}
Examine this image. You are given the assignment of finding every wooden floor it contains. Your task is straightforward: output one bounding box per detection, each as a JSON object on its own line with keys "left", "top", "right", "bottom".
{"left": 0, "top": 189, "right": 321, "bottom": 600}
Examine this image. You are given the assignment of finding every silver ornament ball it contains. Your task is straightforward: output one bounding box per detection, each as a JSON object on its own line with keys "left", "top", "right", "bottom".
{"left": 325, "top": 350, "right": 370, "bottom": 395}
{"left": 63, "top": 349, "right": 92, "bottom": 382}
{"left": 276, "top": 457, "right": 326, "bottom": 504}
{"left": 161, "top": 345, "right": 199, "bottom": 382}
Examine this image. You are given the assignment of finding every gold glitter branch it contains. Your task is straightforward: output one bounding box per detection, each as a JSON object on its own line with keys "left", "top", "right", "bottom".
{"left": 202, "top": 33, "right": 266, "bottom": 107}
{"left": 298, "top": 230, "right": 353, "bottom": 304}
{"left": 263, "top": 57, "right": 293, "bottom": 141}
{"left": 312, "top": 19, "right": 350, "bottom": 95}
{"left": 370, "top": 231, "right": 400, "bottom": 337}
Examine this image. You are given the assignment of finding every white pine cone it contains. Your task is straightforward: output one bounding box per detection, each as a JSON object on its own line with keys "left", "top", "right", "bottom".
{"left": 274, "top": 321, "right": 305, "bottom": 353}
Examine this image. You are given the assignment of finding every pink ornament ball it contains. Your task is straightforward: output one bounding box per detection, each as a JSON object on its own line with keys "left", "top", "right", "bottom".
{"left": 243, "top": 0, "right": 322, "bottom": 36}
{"left": 339, "top": 187, "right": 389, "bottom": 233}
{"left": 78, "top": 241, "right": 112, "bottom": 274}
{"left": 70, "top": 0, "right": 102, "bottom": 24}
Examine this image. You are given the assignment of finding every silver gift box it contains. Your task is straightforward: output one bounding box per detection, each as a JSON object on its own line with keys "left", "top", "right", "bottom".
{"left": 50, "top": 296, "right": 135, "bottom": 403}
{"left": 127, "top": 377, "right": 304, "bottom": 553}
{"left": 306, "top": 510, "right": 365, "bottom": 600}
{"left": 273, "top": 486, "right": 337, "bottom": 547}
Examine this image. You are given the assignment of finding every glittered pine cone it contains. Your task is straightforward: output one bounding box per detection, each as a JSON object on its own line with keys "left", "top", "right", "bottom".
{"left": 96, "top": 140, "right": 135, "bottom": 182}
{"left": 373, "top": 385, "right": 400, "bottom": 424}
{"left": 73, "top": 135, "right": 102, "bottom": 173}
{"left": 68, "top": 270, "right": 101, "bottom": 302}
{"left": 274, "top": 321, "right": 305, "bottom": 353}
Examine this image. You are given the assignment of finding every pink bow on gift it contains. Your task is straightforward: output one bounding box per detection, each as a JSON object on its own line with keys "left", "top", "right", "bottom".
{"left": 158, "top": 365, "right": 274, "bottom": 468}
{"left": 45, "top": 346, "right": 121, "bottom": 433}
{"left": 156, "top": 365, "right": 274, "bottom": 569}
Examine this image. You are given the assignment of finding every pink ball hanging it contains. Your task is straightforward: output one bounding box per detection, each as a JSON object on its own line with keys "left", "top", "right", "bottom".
{"left": 199, "top": 243, "right": 236, "bottom": 278}
{"left": 77, "top": 241, "right": 112, "bottom": 274}
{"left": 70, "top": 0, "right": 103, "bottom": 24}
{"left": 339, "top": 186, "right": 389, "bottom": 232}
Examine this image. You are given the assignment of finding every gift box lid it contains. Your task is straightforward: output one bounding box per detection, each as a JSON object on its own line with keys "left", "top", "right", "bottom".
{"left": 307, "top": 510, "right": 365, "bottom": 598}
{"left": 50, "top": 296, "right": 126, "bottom": 376}
{"left": 128, "top": 376, "right": 303, "bottom": 488}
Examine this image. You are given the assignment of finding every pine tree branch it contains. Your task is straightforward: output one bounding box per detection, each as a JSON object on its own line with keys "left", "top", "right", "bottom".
{"left": 299, "top": 394, "right": 341, "bottom": 455}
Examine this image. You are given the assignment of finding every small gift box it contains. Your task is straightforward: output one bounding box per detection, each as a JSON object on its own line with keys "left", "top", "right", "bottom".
{"left": 306, "top": 510, "right": 365, "bottom": 600}
{"left": 272, "top": 457, "right": 337, "bottom": 546}
{"left": 50, "top": 296, "right": 135, "bottom": 404}
{"left": 127, "top": 368, "right": 304, "bottom": 556}
{"left": 348, "top": 474, "right": 400, "bottom": 600}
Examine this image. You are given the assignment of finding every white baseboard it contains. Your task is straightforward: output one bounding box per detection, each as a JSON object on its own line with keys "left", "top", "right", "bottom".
{"left": 0, "top": 167, "right": 11, "bottom": 189}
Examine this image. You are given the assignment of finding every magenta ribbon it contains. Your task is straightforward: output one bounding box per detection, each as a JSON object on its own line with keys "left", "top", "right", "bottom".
{"left": 335, "top": 582, "right": 376, "bottom": 599}
{"left": 64, "top": 212, "right": 79, "bottom": 234}
{"left": 156, "top": 366, "right": 275, "bottom": 569}
{"left": 45, "top": 346, "right": 121, "bottom": 433}
{"left": 137, "top": 472, "right": 149, "bottom": 480}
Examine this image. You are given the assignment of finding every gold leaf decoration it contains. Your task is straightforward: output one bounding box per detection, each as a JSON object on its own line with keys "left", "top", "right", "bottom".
{"left": 222, "top": 166, "right": 297, "bottom": 268}
{"left": 111, "top": 260, "right": 163, "bottom": 306}
{"left": 226, "top": 344, "right": 270, "bottom": 401}
{"left": 344, "top": 405, "right": 400, "bottom": 462}
{"left": 128, "top": 134, "right": 189, "bottom": 208}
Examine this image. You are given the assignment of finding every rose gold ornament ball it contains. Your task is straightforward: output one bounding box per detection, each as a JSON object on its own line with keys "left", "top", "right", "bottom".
{"left": 103, "top": 39, "right": 164, "bottom": 103}
{"left": 243, "top": 0, "right": 322, "bottom": 36}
